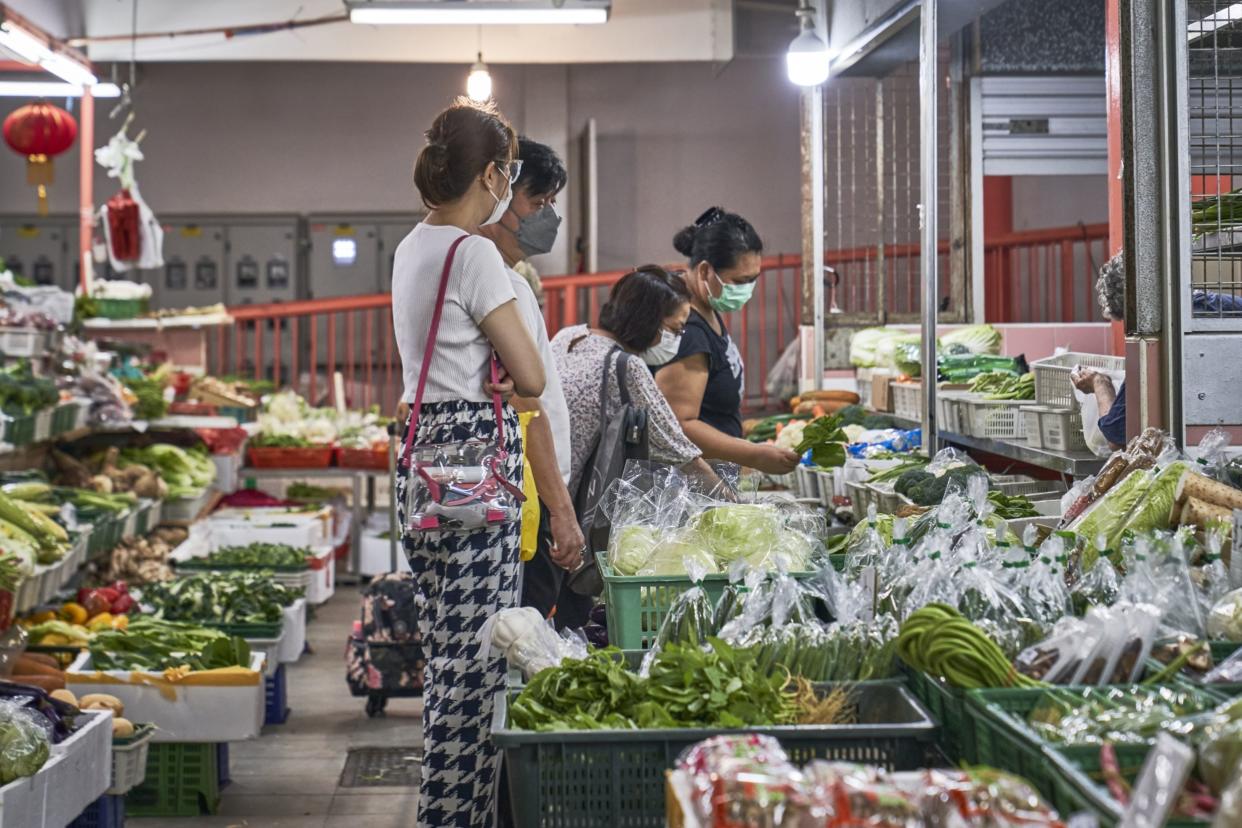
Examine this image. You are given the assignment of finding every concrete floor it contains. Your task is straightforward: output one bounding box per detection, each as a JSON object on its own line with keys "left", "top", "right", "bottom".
{"left": 132, "top": 585, "right": 424, "bottom": 828}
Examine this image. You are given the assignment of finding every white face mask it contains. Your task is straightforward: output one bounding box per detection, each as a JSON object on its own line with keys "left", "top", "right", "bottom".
{"left": 641, "top": 328, "right": 682, "bottom": 366}
{"left": 482, "top": 169, "right": 512, "bottom": 227}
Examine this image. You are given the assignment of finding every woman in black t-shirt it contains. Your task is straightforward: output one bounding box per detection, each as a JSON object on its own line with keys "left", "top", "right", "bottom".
{"left": 654, "top": 207, "right": 801, "bottom": 475}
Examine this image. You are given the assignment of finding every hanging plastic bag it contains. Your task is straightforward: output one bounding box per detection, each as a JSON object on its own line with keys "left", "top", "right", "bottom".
{"left": 477, "top": 607, "right": 589, "bottom": 681}
{"left": 1194, "top": 427, "right": 1233, "bottom": 483}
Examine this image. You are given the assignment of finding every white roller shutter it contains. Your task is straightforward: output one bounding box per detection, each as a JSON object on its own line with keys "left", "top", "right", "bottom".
{"left": 973, "top": 76, "right": 1107, "bottom": 175}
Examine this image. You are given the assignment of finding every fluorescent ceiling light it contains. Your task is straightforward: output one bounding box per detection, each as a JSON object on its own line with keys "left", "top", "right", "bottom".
{"left": 0, "top": 81, "right": 120, "bottom": 98}
{"left": 0, "top": 19, "right": 98, "bottom": 86}
{"left": 0, "top": 21, "right": 47, "bottom": 63}
{"left": 1191, "top": 2, "right": 1242, "bottom": 41}
{"left": 349, "top": 1, "right": 609, "bottom": 25}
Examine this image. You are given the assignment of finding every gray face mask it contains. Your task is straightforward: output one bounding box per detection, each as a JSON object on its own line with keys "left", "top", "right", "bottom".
{"left": 513, "top": 204, "right": 561, "bottom": 257}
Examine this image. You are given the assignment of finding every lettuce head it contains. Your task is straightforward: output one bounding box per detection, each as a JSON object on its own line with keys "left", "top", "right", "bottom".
{"left": 693, "top": 504, "right": 781, "bottom": 566}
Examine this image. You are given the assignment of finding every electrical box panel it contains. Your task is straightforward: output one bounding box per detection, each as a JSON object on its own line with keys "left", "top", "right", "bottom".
{"left": 225, "top": 218, "right": 299, "bottom": 307}
{"left": 377, "top": 220, "right": 416, "bottom": 294}
{"left": 156, "top": 220, "right": 227, "bottom": 311}
{"left": 307, "top": 218, "right": 382, "bottom": 299}
{"left": 0, "top": 216, "right": 71, "bottom": 290}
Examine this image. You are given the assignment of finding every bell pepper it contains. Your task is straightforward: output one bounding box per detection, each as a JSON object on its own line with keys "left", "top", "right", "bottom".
{"left": 110, "top": 594, "right": 135, "bottom": 615}
{"left": 59, "top": 602, "right": 88, "bottom": 625}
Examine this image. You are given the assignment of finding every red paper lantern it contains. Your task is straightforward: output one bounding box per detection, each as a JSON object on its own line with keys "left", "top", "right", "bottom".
{"left": 3, "top": 102, "right": 78, "bottom": 215}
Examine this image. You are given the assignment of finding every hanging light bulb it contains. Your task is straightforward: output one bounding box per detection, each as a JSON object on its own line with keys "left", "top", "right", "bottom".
{"left": 467, "top": 52, "right": 492, "bottom": 102}
{"left": 786, "top": 1, "right": 832, "bottom": 87}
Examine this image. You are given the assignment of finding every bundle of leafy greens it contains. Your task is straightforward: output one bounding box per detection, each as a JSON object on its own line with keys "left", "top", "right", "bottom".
{"left": 140, "top": 571, "right": 303, "bottom": 624}
{"left": 0, "top": 362, "right": 57, "bottom": 417}
{"left": 89, "top": 617, "right": 252, "bottom": 672}
{"left": 509, "top": 640, "right": 796, "bottom": 731}
{"left": 795, "top": 413, "right": 849, "bottom": 468}
{"left": 121, "top": 443, "right": 216, "bottom": 498}
{"left": 0, "top": 704, "right": 50, "bottom": 784}
{"left": 194, "top": 543, "right": 310, "bottom": 569}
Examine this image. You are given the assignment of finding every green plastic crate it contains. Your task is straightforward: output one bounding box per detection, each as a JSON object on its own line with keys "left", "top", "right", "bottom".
{"left": 1045, "top": 744, "right": 1209, "bottom": 827}
{"left": 204, "top": 621, "right": 283, "bottom": 639}
{"left": 125, "top": 741, "right": 221, "bottom": 817}
{"left": 904, "top": 668, "right": 977, "bottom": 764}
{"left": 600, "top": 563, "right": 813, "bottom": 651}
{"left": 493, "top": 681, "right": 936, "bottom": 828}
{"left": 967, "top": 684, "right": 1222, "bottom": 805}
{"left": 2, "top": 414, "right": 35, "bottom": 446}
{"left": 51, "top": 403, "right": 78, "bottom": 436}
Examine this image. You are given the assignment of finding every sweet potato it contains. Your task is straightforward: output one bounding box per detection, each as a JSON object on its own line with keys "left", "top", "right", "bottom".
{"left": 12, "top": 674, "right": 64, "bottom": 691}
{"left": 15, "top": 655, "right": 63, "bottom": 678}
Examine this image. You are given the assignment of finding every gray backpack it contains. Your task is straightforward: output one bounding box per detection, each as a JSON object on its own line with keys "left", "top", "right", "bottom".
{"left": 567, "top": 347, "right": 650, "bottom": 596}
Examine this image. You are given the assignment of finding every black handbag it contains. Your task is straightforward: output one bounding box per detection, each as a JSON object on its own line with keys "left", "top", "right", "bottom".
{"left": 566, "top": 347, "right": 650, "bottom": 596}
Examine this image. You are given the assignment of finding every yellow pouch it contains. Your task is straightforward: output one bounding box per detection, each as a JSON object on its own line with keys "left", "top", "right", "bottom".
{"left": 518, "top": 411, "right": 540, "bottom": 562}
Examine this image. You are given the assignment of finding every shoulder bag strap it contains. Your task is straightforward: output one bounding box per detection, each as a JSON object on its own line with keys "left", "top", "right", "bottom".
{"left": 614, "top": 350, "right": 633, "bottom": 406}
{"left": 402, "top": 234, "right": 470, "bottom": 464}
{"left": 597, "top": 347, "right": 619, "bottom": 418}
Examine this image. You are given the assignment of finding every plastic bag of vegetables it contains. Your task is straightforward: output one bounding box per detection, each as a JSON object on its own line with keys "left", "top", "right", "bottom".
{"left": 0, "top": 700, "right": 51, "bottom": 784}
{"left": 693, "top": 504, "right": 781, "bottom": 568}
{"left": 939, "top": 324, "right": 1002, "bottom": 355}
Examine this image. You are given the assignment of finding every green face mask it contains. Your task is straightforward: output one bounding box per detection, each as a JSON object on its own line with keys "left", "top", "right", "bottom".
{"left": 708, "top": 271, "right": 755, "bottom": 313}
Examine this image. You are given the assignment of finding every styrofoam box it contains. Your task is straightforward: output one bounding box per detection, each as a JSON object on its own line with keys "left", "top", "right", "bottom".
{"left": 248, "top": 634, "right": 283, "bottom": 678}
{"left": 67, "top": 652, "right": 266, "bottom": 743}
{"left": 211, "top": 449, "right": 244, "bottom": 494}
{"left": 360, "top": 530, "right": 409, "bottom": 577}
{"left": 306, "top": 545, "right": 335, "bottom": 605}
{"left": 0, "top": 709, "right": 111, "bottom": 828}
{"left": 278, "top": 598, "right": 308, "bottom": 664}
{"left": 208, "top": 506, "right": 332, "bottom": 548}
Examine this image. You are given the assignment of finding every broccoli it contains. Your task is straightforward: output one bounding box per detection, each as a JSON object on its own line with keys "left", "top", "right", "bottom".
{"left": 894, "top": 469, "right": 934, "bottom": 499}
{"left": 837, "top": 404, "right": 868, "bottom": 427}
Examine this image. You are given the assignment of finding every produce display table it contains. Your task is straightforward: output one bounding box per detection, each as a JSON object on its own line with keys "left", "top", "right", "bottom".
{"left": 938, "top": 429, "right": 1105, "bottom": 478}
{"left": 79, "top": 314, "right": 233, "bottom": 373}
{"left": 237, "top": 465, "right": 388, "bottom": 576}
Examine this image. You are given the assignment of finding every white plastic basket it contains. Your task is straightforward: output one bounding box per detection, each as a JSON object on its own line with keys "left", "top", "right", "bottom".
{"left": 815, "top": 470, "right": 836, "bottom": 507}
{"left": 107, "top": 724, "right": 155, "bottom": 795}
{"left": 795, "top": 465, "right": 820, "bottom": 500}
{"left": 0, "top": 327, "right": 45, "bottom": 358}
{"left": 936, "top": 393, "right": 967, "bottom": 435}
{"left": 891, "top": 381, "right": 923, "bottom": 422}
{"left": 855, "top": 368, "right": 873, "bottom": 409}
{"left": 845, "top": 479, "right": 873, "bottom": 523}
{"left": 1031, "top": 352, "right": 1126, "bottom": 408}
{"left": 993, "top": 474, "right": 1068, "bottom": 499}
{"left": 1038, "top": 406, "right": 1089, "bottom": 453}
{"left": 963, "top": 398, "right": 1028, "bottom": 440}
{"left": 33, "top": 408, "right": 53, "bottom": 442}
{"left": 1022, "top": 407, "right": 1045, "bottom": 448}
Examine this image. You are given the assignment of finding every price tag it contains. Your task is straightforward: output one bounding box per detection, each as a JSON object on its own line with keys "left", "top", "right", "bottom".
{"left": 1121, "top": 733, "right": 1195, "bottom": 828}
{"left": 1232, "top": 508, "right": 1242, "bottom": 589}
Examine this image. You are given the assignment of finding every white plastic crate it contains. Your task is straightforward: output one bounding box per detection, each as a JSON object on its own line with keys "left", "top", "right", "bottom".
{"left": 67, "top": 651, "right": 266, "bottom": 743}
{"left": 306, "top": 545, "right": 336, "bottom": 605}
{"left": 1031, "top": 352, "right": 1126, "bottom": 408}
{"left": 815, "top": 470, "right": 836, "bottom": 507}
{"left": 0, "top": 709, "right": 113, "bottom": 828}
{"left": 993, "top": 474, "right": 1068, "bottom": 499}
{"left": 855, "top": 368, "right": 873, "bottom": 409}
{"left": 1038, "top": 406, "right": 1089, "bottom": 453}
{"left": 938, "top": 392, "right": 975, "bottom": 435}
{"left": 1022, "top": 407, "right": 1046, "bottom": 448}
{"left": 795, "top": 465, "right": 820, "bottom": 500}
{"left": 963, "top": 398, "right": 1028, "bottom": 440}
{"left": 0, "top": 326, "right": 45, "bottom": 358}
{"left": 891, "top": 381, "right": 923, "bottom": 422}
{"left": 107, "top": 724, "right": 155, "bottom": 795}
{"left": 845, "top": 479, "right": 873, "bottom": 523}
{"left": 162, "top": 488, "right": 212, "bottom": 522}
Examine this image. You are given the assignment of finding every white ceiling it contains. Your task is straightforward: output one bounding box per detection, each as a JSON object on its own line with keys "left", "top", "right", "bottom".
{"left": 7, "top": 0, "right": 736, "bottom": 65}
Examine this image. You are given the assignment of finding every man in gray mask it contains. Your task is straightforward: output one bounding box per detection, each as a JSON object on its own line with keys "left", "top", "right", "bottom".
{"left": 477, "top": 137, "right": 588, "bottom": 626}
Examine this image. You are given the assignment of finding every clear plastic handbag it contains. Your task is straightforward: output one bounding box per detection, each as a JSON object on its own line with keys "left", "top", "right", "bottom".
{"left": 401, "top": 235, "right": 525, "bottom": 535}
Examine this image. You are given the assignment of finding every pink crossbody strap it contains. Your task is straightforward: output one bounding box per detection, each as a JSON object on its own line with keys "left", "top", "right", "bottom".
{"left": 401, "top": 234, "right": 509, "bottom": 465}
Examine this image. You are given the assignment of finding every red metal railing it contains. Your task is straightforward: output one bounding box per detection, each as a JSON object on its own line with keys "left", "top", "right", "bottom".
{"left": 983, "top": 222, "right": 1110, "bottom": 323}
{"left": 208, "top": 223, "right": 1109, "bottom": 415}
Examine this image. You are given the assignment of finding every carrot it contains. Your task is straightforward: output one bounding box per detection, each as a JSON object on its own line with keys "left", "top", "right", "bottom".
{"left": 17, "top": 652, "right": 59, "bottom": 670}
{"left": 11, "top": 674, "right": 64, "bottom": 691}
{"left": 15, "top": 655, "right": 64, "bottom": 678}
{"left": 775, "top": 422, "right": 785, "bottom": 436}
{"left": 812, "top": 404, "right": 826, "bottom": 418}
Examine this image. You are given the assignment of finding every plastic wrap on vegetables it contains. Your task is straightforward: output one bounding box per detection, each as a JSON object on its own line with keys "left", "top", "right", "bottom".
{"left": 635, "top": 527, "right": 716, "bottom": 576}
{"left": 0, "top": 700, "right": 51, "bottom": 784}
{"left": 1193, "top": 426, "right": 1232, "bottom": 483}
{"left": 692, "top": 503, "right": 781, "bottom": 568}
{"left": 1027, "top": 684, "right": 1213, "bottom": 747}
{"left": 1208, "top": 588, "right": 1242, "bottom": 643}
{"left": 478, "top": 607, "right": 589, "bottom": 681}
{"left": 1120, "top": 530, "right": 1208, "bottom": 639}
{"left": 607, "top": 524, "right": 659, "bottom": 575}
{"left": 1010, "top": 538, "right": 1072, "bottom": 635}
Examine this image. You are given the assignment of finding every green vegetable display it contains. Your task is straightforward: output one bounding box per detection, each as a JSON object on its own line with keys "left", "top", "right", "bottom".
{"left": 140, "top": 571, "right": 303, "bottom": 624}
{"left": 988, "top": 491, "right": 1039, "bottom": 519}
{"left": 0, "top": 362, "right": 57, "bottom": 417}
{"left": 896, "top": 604, "right": 1043, "bottom": 690}
{"left": 937, "top": 354, "right": 1025, "bottom": 383}
{"left": 509, "top": 640, "right": 796, "bottom": 732}
{"left": 940, "top": 325, "right": 1003, "bottom": 356}
{"left": 121, "top": 444, "right": 216, "bottom": 498}
{"left": 969, "top": 371, "right": 1034, "bottom": 400}
{"left": 794, "top": 413, "right": 849, "bottom": 468}
{"left": 250, "top": 433, "right": 315, "bottom": 448}
{"left": 197, "top": 543, "right": 310, "bottom": 569}
{"left": 737, "top": 619, "right": 899, "bottom": 683}
{"left": 121, "top": 373, "right": 169, "bottom": 421}
{"left": 0, "top": 706, "right": 50, "bottom": 784}
{"left": 89, "top": 617, "right": 252, "bottom": 671}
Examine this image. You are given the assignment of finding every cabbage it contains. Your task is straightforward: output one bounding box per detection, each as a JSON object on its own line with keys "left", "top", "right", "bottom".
{"left": 609, "top": 524, "right": 659, "bottom": 575}
{"left": 693, "top": 504, "right": 781, "bottom": 565}
{"left": 940, "top": 324, "right": 1002, "bottom": 356}
{"left": 876, "top": 333, "right": 921, "bottom": 372}
{"left": 1117, "top": 462, "right": 1189, "bottom": 538}
{"left": 637, "top": 528, "right": 717, "bottom": 576}
{"left": 849, "top": 327, "right": 891, "bottom": 368}
{"left": 759, "top": 528, "right": 817, "bottom": 572}
{"left": 893, "top": 340, "right": 922, "bottom": 377}
{"left": 1071, "top": 468, "right": 1156, "bottom": 554}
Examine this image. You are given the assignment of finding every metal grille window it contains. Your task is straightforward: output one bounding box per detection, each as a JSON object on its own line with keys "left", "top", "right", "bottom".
{"left": 822, "top": 54, "right": 958, "bottom": 324}
{"left": 1188, "top": 1, "right": 1242, "bottom": 325}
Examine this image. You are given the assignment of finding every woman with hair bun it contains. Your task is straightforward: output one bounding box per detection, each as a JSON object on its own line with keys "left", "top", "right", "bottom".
{"left": 392, "top": 98, "right": 546, "bottom": 827}
{"left": 655, "top": 207, "right": 800, "bottom": 475}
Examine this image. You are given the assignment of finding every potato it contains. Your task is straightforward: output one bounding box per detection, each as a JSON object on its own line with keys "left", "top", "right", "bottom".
{"left": 49, "top": 689, "right": 78, "bottom": 708}
{"left": 79, "top": 693, "right": 124, "bottom": 716}
{"left": 112, "top": 717, "right": 134, "bottom": 738}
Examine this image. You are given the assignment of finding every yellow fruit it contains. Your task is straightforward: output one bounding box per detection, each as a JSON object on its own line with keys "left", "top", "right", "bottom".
{"left": 30, "top": 610, "right": 56, "bottom": 624}
{"left": 86, "top": 613, "right": 114, "bottom": 631}
{"left": 112, "top": 718, "right": 134, "bottom": 738}
{"left": 50, "top": 689, "right": 77, "bottom": 707}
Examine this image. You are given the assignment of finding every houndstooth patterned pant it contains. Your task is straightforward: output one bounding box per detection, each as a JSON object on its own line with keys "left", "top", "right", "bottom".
{"left": 396, "top": 399, "right": 522, "bottom": 828}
